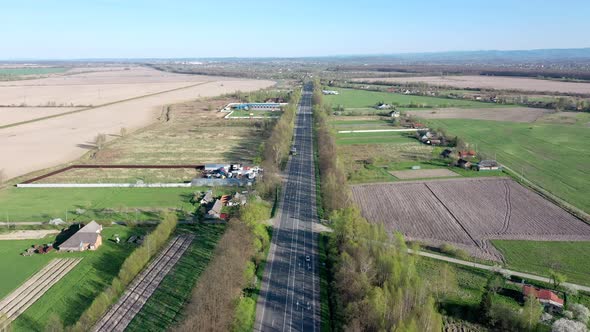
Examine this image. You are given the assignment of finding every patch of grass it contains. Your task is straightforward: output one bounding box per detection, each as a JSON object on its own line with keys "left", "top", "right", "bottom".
{"left": 0, "top": 67, "right": 68, "bottom": 79}
{"left": 12, "top": 225, "right": 144, "bottom": 331}
{"left": 36, "top": 168, "right": 198, "bottom": 184}
{"left": 125, "top": 223, "right": 226, "bottom": 331}
{"left": 324, "top": 88, "right": 510, "bottom": 110}
{"left": 336, "top": 132, "right": 414, "bottom": 145}
{"left": 492, "top": 240, "right": 590, "bottom": 286}
{"left": 423, "top": 118, "right": 590, "bottom": 213}
{"left": 0, "top": 187, "right": 198, "bottom": 222}
{"left": 0, "top": 240, "right": 55, "bottom": 299}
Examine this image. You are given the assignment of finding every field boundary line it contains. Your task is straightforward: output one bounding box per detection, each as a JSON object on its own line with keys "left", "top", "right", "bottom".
{"left": 410, "top": 249, "right": 590, "bottom": 292}
{"left": 502, "top": 165, "right": 590, "bottom": 223}
{"left": 0, "top": 81, "right": 211, "bottom": 130}
{"left": 337, "top": 128, "right": 427, "bottom": 133}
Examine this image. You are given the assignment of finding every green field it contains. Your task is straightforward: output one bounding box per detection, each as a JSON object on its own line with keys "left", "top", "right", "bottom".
{"left": 0, "top": 67, "right": 68, "bottom": 79}
{"left": 0, "top": 187, "right": 198, "bottom": 222}
{"left": 492, "top": 240, "right": 590, "bottom": 286}
{"left": 229, "top": 110, "right": 281, "bottom": 117}
{"left": 336, "top": 131, "right": 416, "bottom": 145}
{"left": 126, "top": 224, "right": 225, "bottom": 331}
{"left": 324, "top": 88, "right": 509, "bottom": 110}
{"left": 423, "top": 118, "right": 590, "bottom": 213}
{"left": 11, "top": 225, "right": 144, "bottom": 331}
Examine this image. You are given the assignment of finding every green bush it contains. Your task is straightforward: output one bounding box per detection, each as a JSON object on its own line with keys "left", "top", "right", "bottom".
{"left": 232, "top": 297, "right": 256, "bottom": 332}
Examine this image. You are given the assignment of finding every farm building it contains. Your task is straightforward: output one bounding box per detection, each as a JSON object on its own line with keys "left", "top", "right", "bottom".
{"left": 522, "top": 285, "right": 564, "bottom": 313}
{"left": 375, "top": 103, "right": 392, "bottom": 110}
{"left": 231, "top": 103, "right": 285, "bottom": 111}
{"left": 59, "top": 221, "right": 103, "bottom": 252}
{"left": 476, "top": 160, "right": 500, "bottom": 171}
{"left": 388, "top": 110, "right": 400, "bottom": 118}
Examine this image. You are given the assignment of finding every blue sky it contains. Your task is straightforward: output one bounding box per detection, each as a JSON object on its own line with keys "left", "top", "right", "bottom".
{"left": 1, "top": 0, "right": 589, "bottom": 59}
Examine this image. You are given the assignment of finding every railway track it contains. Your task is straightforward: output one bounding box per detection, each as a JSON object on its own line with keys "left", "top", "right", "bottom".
{"left": 0, "top": 258, "right": 82, "bottom": 328}
{"left": 93, "top": 234, "right": 194, "bottom": 332}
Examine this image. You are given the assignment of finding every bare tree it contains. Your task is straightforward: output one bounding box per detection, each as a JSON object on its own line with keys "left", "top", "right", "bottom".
{"left": 0, "top": 169, "right": 5, "bottom": 186}
{"left": 120, "top": 127, "right": 127, "bottom": 137}
{"left": 94, "top": 133, "right": 107, "bottom": 150}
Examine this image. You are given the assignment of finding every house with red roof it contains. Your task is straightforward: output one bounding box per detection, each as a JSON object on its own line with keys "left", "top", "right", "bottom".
{"left": 522, "top": 285, "right": 564, "bottom": 313}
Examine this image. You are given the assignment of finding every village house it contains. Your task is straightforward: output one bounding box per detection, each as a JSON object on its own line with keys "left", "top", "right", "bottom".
{"left": 59, "top": 221, "right": 103, "bottom": 252}
{"left": 522, "top": 285, "right": 564, "bottom": 313}
{"left": 207, "top": 199, "right": 223, "bottom": 219}
{"left": 458, "top": 150, "right": 477, "bottom": 159}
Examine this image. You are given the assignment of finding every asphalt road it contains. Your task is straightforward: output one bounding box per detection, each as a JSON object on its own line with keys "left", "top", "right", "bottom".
{"left": 255, "top": 83, "right": 321, "bottom": 331}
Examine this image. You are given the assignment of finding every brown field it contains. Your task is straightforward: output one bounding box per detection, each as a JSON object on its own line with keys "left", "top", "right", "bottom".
{"left": 406, "top": 107, "right": 552, "bottom": 123}
{"left": 390, "top": 168, "right": 459, "bottom": 179}
{"left": 0, "top": 66, "right": 219, "bottom": 107}
{"left": 35, "top": 167, "right": 199, "bottom": 184}
{"left": 352, "top": 178, "right": 590, "bottom": 260}
{"left": 0, "top": 67, "right": 274, "bottom": 180}
{"left": 0, "top": 107, "right": 82, "bottom": 126}
{"left": 354, "top": 75, "right": 590, "bottom": 94}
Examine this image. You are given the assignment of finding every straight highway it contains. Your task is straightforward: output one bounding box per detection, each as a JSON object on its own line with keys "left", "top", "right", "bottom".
{"left": 255, "top": 83, "right": 320, "bottom": 331}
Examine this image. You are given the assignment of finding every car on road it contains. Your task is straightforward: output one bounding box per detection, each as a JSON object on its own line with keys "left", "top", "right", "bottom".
{"left": 305, "top": 255, "right": 310, "bottom": 262}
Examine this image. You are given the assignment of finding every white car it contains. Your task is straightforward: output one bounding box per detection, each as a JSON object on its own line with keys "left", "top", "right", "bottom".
{"left": 305, "top": 255, "right": 310, "bottom": 262}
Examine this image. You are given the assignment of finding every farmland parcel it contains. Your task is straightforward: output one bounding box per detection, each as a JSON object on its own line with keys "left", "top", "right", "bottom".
{"left": 354, "top": 75, "right": 590, "bottom": 94}
{"left": 351, "top": 178, "right": 590, "bottom": 261}
{"left": 0, "top": 66, "right": 273, "bottom": 180}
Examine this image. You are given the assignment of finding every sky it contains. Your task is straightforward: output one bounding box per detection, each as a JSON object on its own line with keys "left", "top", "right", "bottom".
{"left": 1, "top": 0, "right": 589, "bottom": 59}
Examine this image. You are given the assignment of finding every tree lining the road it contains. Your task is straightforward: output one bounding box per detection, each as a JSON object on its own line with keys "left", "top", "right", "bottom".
{"left": 176, "top": 200, "right": 271, "bottom": 332}
{"left": 256, "top": 89, "right": 301, "bottom": 198}
{"left": 311, "top": 79, "right": 442, "bottom": 331}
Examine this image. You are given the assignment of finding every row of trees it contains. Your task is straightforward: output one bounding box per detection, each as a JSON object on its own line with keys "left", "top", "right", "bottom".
{"left": 256, "top": 89, "right": 301, "bottom": 198}
{"left": 71, "top": 213, "right": 178, "bottom": 331}
{"left": 328, "top": 207, "right": 443, "bottom": 331}
{"left": 312, "top": 80, "right": 351, "bottom": 213}
{"left": 312, "top": 80, "right": 442, "bottom": 331}
{"left": 177, "top": 199, "right": 271, "bottom": 332}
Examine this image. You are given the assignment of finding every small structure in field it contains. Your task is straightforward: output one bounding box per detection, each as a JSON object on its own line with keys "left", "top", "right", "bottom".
{"left": 476, "top": 160, "right": 500, "bottom": 171}
{"left": 375, "top": 103, "right": 392, "bottom": 110}
{"left": 522, "top": 285, "right": 564, "bottom": 313}
{"left": 322, "top": 90, "right": 339, "bottom": 95}
{"left": 59, "top": 221, "right": 103, "bottom": 252}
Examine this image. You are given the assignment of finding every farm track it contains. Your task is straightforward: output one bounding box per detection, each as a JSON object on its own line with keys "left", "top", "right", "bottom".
{"left": 0, "top": 258, "right": 82, "bottom": 327}
{"left": 500, "top": 180, "right": 512, "bottom": 234}
{"left": 93, "top": 234, "right": 194, "bottom": 332}
{"left": 423, "top": 183, "right": 480, "bottom": 248}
